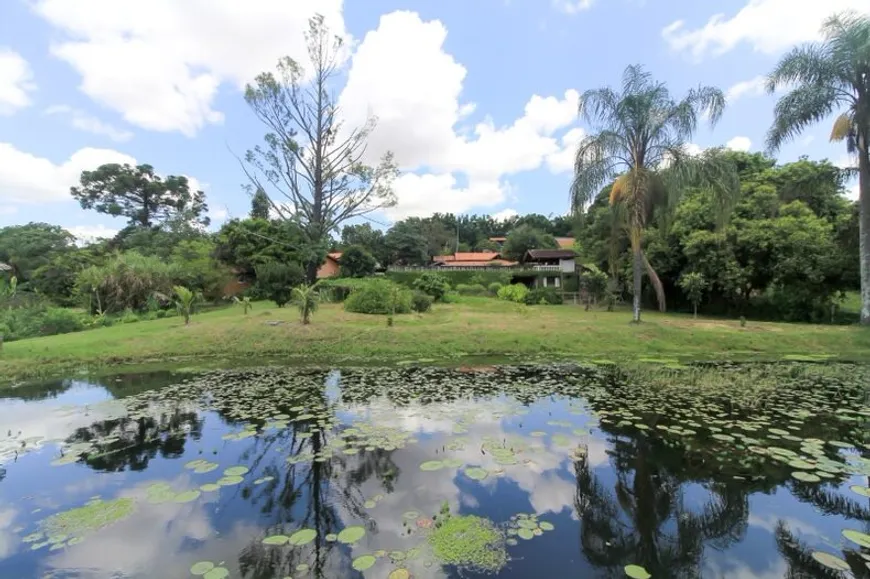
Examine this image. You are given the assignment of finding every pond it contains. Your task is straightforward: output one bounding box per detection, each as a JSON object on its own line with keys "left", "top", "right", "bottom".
{"left": 0, "top": 363, "right": 868, "bottom": 579}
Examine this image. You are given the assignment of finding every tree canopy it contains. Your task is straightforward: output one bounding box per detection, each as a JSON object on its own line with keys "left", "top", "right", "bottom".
{"left": 71, "top": 163, "right": 209, "bottom": 228}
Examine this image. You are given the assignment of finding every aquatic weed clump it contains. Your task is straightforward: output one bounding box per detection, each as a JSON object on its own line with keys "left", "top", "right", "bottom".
{"left": 427, "top": 514, "right": 508, "bottom": 572}
{"left": 42, "top": 497, "right": 136, "bottom": 538}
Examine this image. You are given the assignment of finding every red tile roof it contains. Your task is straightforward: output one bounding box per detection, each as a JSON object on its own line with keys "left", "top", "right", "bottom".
{"left": 327, "top": 252, "right": 342, "bottom": 262}
{"left": 434, "top": 252, "right": 501, "bottom": 263}
{"left": 555, "top": 237, "right": 575, "bottom": 249}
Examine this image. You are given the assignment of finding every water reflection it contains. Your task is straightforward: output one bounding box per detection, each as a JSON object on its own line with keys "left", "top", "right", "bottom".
{"left": 0, "top": 364, "right": 867, "bottom": 578}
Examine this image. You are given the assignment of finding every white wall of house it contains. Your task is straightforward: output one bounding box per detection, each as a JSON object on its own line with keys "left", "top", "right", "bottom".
{"left": 559, "top": 258, "right": 575, "bottom": 273}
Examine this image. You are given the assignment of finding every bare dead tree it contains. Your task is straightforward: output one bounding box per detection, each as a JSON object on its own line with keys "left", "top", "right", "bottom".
{"left": 241, "top": 14, "right": 398, "bottom": 282}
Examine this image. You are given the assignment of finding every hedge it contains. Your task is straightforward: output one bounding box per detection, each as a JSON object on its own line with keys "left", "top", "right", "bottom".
{"left": 386, "top": 270, "right": 513, "bottom": 288}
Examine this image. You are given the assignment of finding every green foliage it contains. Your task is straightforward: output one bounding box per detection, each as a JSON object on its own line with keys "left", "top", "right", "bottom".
{"left": 339, "top": 245, "right": 377, "bottom": 278}
{"left": 571, "top": 65, "right": 739, "bottom": 322}
{"left": 173, "top": 285, "right": 200, "bottom": 325}
{"left": 291, "top": 284, "right": 319, "bottom": 324}
{"left": 678, "top": 272, "right": 707, "bottom": 317}
{"left": 254, "top": 262, "right": 305, "bottom": 308}
{"left": 387, "top": 270, "right": 511, "bottom": 289}
{"left": 413, "top": 272, "right": 451, "bottom": 301}
{"left": 411, "top": 291, "right": 433, "bottom": 313}
{"left": 39, "top": 308, "right": 86, "bottom": 336}
{"left": 428, "top": 515, "right": 507, "bottom": 573}
{"left": 0, "top": 223, "right": 75, "bottom": 282}
{"left": 74, "top": 252, "right": 176, "bottom": 314}
{"left": 455, "top": 283, "right": 488, "bottom": 296}
{"left": 341, "top": 223, "right": 389, "bottom": 265}
{"left": 71, "top": 163, "right": 209, "bottom": 228}
{"left": 580, "top": 265, "right": 609, "bottom": 306}
{"left": 502, "top": 225, "right": 558, "bottom": 262}
{"left": 765, "top": 11, "right": 870, "bottom": 324}
{"left": 384, "top": 220, "right": 430, "bottom": 265}
{"left": 169, "top": 239, "right": 232, "bottom": 301}
{"left": 250, "top": 187, "right": 271, "bottom": 220}
{"left": 214, "top": 218, "right": 307, "bottom": 282}
{"left": 232, "top": 296, "right": 253, "bottom": 314}
{"left": 523, "top": 287, "right": 562, "bottom": 305}
{"left": 487, "top": 282, "right": 503, "bottom": 295}
{"left": 497, "top": 283, "right": 530, "bottom": 303}
{"left": 344, "top": 280, "right": 412, "bottom": 315}
{"left": 30, "top": 251, "right": 96, "bottom": 306}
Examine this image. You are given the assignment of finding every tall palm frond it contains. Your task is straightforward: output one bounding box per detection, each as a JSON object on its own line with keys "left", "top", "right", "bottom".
{"left": 572, "top": 65, "right": 738, "bottom": 321}
{"left": 766, "top": 10, "right": 870, "bottom": 325}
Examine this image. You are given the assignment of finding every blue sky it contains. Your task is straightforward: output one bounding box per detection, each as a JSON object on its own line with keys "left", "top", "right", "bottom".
{"left": 0, "top": 0, "right": 864, "bottom": 241}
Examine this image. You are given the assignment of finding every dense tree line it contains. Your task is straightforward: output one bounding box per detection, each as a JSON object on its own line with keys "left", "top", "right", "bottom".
{"left": 578, "top": 152, "right": 859, "bottom": 321}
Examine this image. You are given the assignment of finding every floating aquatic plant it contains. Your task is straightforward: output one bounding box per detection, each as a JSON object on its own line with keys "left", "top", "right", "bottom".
{"left": 427, "top": 515, "right": 507, "bottom": 573}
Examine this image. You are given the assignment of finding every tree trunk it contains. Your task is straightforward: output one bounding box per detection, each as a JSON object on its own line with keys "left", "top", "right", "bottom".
{"left": 693, "top": 303, "right": 698, "bottom": 319}
{"left": 305, "top": 261, "right": 318, "bottom": 285}
{"left": 632, "top": 245, "right": 642, "bottom": 323}
{"left": 858, "top": 138, "right": 870, "bottom": 325}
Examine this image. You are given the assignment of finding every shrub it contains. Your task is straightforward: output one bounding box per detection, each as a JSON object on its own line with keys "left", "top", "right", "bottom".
{"left": 39, "top": 308, "right": 85, "bottom": 336}
{"left": 255, "top": 262, "right": 305, "bottom": 308}
{"left": 413, "top": 272, "right": 451, "bottom": 301}
{"left": 411, "top": 291, "right": 434, "bottom": 313}
{"left": 497, "top": 283, "right": 529, "bottom": 303}
{"left": 523, "top": 287, "right": 562, "bottom": 305}
{"left": 173, "top": 285, "right": 201, "bottom": 325}
{"left": 487, "top": 282, "right": 503, "bottom": 295}
{"left": 119, "top": 309, "right": 140, "bottom": 324}
{"left": 74, "top": 252, "right": 176, "bottom": 314}
{"left": 455, "top": 283, "right": 488, "bottom": 296}
{"left": 440, "top": 291, "right": 460, "bottom": 304}
{"left": 339, "top": 245, "right": 377, "bottom": 278}
{"left": 580, "top": 266, "right": 609, "bottom": 306}
{"left": 387, "top": 270, "right": 511, "bottom": 290}
{"left": 345, "top": 280, "right": 412, "bottom": 315}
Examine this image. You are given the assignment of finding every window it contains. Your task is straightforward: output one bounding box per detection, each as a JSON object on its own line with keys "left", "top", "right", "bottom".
{"left": 554, "top": 276, "right": 561, "bottom": 288}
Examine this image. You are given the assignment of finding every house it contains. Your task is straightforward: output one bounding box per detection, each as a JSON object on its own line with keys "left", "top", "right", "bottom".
{"left": 523, "top": 249, "right": 577, "bottom": 288}
{"left": 317, "top": 252, "right": 343, "bottom": 279}
{"left": 432, "top": 252, "right": 517, "bottom": 269}
{"left": 555, "top": 237, "right": 576, "bottom": 250}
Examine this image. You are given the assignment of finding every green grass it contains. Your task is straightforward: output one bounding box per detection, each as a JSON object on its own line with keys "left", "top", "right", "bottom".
{"left": 1, "top": 297, "right": 868, "bottom": 385}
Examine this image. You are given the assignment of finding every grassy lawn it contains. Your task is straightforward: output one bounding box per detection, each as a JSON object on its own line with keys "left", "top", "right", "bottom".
{"left": 1, "top": 297, "right": 868, "bottom": 385}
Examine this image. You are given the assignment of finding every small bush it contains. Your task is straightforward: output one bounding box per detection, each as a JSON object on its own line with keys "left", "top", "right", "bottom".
{"left": 39, "top": 308, "right": 85, "bottom": 336}
{"left": 345, "top": 280, "right": 412, "bottom": 315}
{"left": 487, "top": 282, "right": 503, "bottom": 295}
{"left": 255, "top": 262, "right": 305, "bottom": 308}
{"left": 523, "top": 288, "right": 562, "bottom": 305}
{"left": 156, "top": 310, "right": 168, "bottom": 319}
{"left": 497, "top": 284, "right": 529, "bottom": 303}
{"left": 411, "top": 291, "right": 434, "bottom": 313}
{"left": 456, "top": 283, "right": 488, "bottom": 296}
{"left": 440, "top": 291, "right": 460, "bottom": 304}
{"left": 413, "top": 272, "right": 451, "bottom": 301}
{"left": 119, "top": 309, "right": 140, "bottom": 324}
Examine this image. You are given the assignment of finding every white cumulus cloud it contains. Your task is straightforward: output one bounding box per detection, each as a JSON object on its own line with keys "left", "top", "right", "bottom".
{"left": 66, "top": 224, "right": 120, "bottom": 244}
{"left": 45, "top": 105, "right": 134, "bottom": 142}
{"left": 31, "top": 0, "right": 347, "bottom": 136}
{"left": 552, "top": 0, "right": 595, "bottom": 14}
{"left": 725, "top": 75, "right": 767, "bottom": 103}
{"left": 0, "top": 143, "right": 136, "bottom": 204}
{"left": 663, "top": 0, "right": 870, "bottom": 59}
{"left": 338, "top": 11, "right": 583, "bottom": 219}
{"left": 726, "top": 136, "right": 752, "bottom": 151}
{"left": 0, "top": 48, "right": 35, "bottom": 115}
{"left": 492, "top": 208, "right": 519, "bottom": 221}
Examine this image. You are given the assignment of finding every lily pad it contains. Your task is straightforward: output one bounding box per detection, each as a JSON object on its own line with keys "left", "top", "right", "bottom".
{"left": 203, "top": 568, "right": 229, "bottom": 579}
{"left": 199, "top": 484, "right": 220, "bottom": 493}
{"left": 850, "top": 485, "right": 870, "bottom": 497}
{"left": 288, "top": 528, "right": 317, "bottom": 546}
{"left": 420, "top": 460, "right": 445, "bottom": 471}
{"left": 352, "top": 555, "right": 376, "bottom": 571}
{"left": 811, "top": 551, "right": 850, "bottom": 571}
{"left": 216, "top": 475, "right": 244, "bottom": 486}
{"left": 388, "top": 569, "right": 411, "bottom": 579}
{"left": 843, "top": 529, "right": 870, "bottom": 548}
{"left": 262, "top": 535, "right": 290, "bottom": 546}
{"left": 624, "top": 564, "right": 652, "bottom": 579}
{"left": 172, "top": 490, "right": 201, "bottom": 503}
{"left": 223, "top": 466, "right": 249, "bottom": 477}
{"left": 517, "top": 528, "right": 534, "bottom": 540}
{"left": 190, "top": 561, "right": 215, "bottom": 575}
{"left": 337, "top": 525, "right": 366, "bottom": 544}
{"left": 539, "top": 521, "right": 555, "bottom": 531}
{"left": 464, "top": 467, "right": 488, "bottom": 481}
{"left": 791, "top": 471, "right": 821, "bottom": 483}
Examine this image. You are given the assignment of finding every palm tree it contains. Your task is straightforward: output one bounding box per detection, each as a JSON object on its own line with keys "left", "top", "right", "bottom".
{"left": 571, "top": 65, "right": 740, "bottom": 322}
{"left": 173, "top": 285, "right": 200, "bottom": 325}
{"left": 765, "top": 11, "right": 870, "bottom": 324}
{"left": 291, "top": 283, "right": 319, "bottom": 325}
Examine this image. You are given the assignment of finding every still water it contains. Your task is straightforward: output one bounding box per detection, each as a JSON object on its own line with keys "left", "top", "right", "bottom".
{"left": 0, "top": 364, "right": 868, "bottom": 578}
